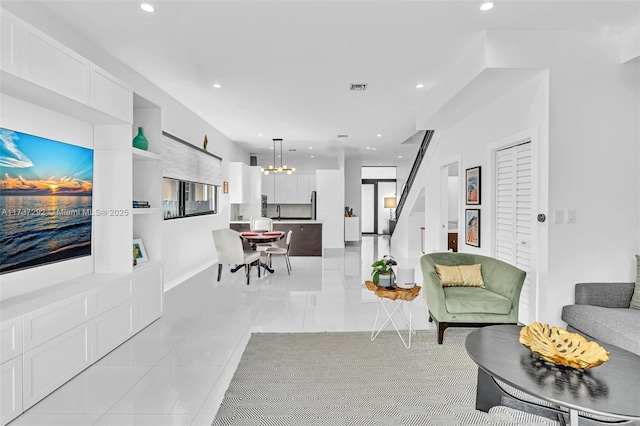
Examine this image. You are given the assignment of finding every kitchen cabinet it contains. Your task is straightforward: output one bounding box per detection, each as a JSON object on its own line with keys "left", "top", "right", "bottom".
{"left": 284, "top": 176, "right": 297, "bottom": 203}
{"left": 278, "top": 223, "right": 322, "bottom": 256}
{"left": 273, "top": 175, "right": 287, "bottom": 203}
{"left": 263, "top": 174, "right": 315, "bottom": 204}
{"left": 262, "top": 174, "right": 275, "bottom": 202}
{"left": 296, "top": 175, "right": 311, "bottom": 203}
{"left": 229, "top": 162, "right": 251, "bottom": 204}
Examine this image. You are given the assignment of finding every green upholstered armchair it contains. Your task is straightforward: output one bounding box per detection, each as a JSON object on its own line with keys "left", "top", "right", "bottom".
{"left": 420, "top": 253, "right": 526, "bottom": 344}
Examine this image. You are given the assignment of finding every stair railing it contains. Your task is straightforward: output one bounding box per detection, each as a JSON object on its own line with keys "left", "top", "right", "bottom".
{"left": 394, "top": 130, "right": 434, "bottom": 224}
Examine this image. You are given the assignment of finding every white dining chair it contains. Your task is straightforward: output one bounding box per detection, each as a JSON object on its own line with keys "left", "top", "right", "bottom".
{"left": 211, "top": 228, "right": 261, "bottom": 285}
{"left": 250, "top": 217, "right": 273, "bottom": 232}
{"left": 250, "top": 217, "right": 276, "bottom": 252}
{"left": 265, "top": 230, "right": 293, "bottom": 275}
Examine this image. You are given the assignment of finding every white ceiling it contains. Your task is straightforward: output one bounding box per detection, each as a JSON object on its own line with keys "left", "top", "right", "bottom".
{"left": 7, "top": 1, "right": 639, "bottom": 165}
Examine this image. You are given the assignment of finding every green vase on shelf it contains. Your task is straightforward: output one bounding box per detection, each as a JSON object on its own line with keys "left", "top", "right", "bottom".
{"left": 132, "top": 127, "right": 148, "bottom": 151}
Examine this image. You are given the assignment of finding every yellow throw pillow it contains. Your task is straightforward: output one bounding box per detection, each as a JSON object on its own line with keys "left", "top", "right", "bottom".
{"left": 435, "top": 264, "right": 484, "bottom": 288}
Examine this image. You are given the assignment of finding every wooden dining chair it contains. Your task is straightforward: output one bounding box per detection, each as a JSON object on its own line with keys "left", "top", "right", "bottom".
{"left": 265, "top": 230, "right": 293, "bottom": 275}
{"left": 211, "top": 228, "right": 261, "bottom": 285}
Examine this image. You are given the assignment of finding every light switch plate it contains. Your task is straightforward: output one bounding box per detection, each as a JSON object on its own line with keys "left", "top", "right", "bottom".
{"left": 554, "top": 209, "right": 564, "bottom": 224}
{"left": 567, "top": 209, "right": 576, "bottom": 223}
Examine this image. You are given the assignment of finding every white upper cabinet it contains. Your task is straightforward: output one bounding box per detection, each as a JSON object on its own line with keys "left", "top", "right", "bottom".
{"left": 90, "top": 64, "right": 132, "bottom": 123}
{"left": 284, "top": 175, "right": 298, "bottom": 203}
{"left": 262, "top": 174, "right": 275, "bottom": 202}
{"left": 22, "top": 24, "right": 91, "bottom": 104}
{"left": 1, "top": 10, "right": 133, "bottom": 124}
{"left": 1, "top": 12, "right": 22, "bottom": 76}
{"left": 263, "top": 174, "right": 315, "bottom": 204}
{"left": 229, "top": 162, "right": 251, "bottom": 204}
{"left": 297, "top": 175, "right": 311, "bottom": 203}
{"left": 273, "top": 175, "right": 287, "bottom": 204}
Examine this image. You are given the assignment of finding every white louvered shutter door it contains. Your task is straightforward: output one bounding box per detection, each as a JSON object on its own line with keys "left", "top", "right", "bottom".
{"left": 495, "top": 142, "right": 533, "bottom": 324}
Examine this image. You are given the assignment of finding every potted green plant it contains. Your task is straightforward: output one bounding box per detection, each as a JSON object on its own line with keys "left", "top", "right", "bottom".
{"left": 371, "top": 255, "right": 397, "bottom": 287}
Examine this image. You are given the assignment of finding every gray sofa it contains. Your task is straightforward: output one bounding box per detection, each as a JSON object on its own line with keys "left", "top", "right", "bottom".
{"left": 561, "top": 282, "right": 640, "bottom": 356}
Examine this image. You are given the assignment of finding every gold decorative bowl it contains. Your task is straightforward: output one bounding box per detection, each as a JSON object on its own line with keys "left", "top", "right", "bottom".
{"left": 519, "top": 322, "right": 610, "bottom": 369}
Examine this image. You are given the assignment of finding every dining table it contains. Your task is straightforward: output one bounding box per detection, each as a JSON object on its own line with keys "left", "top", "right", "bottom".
{"left": 237, "top": 231, "right": 285, "bottom": 273}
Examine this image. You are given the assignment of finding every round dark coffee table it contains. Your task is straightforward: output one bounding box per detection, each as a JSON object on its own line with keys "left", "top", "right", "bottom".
{"left": 465, "top": 325, "right": 640, "bottom": 425}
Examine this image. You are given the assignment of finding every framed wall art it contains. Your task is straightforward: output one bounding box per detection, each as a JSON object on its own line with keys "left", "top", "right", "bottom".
{"left": 133, "top": 238, "right": 148, "bottom": 263}
{"left": 466, "top": 166, "right": 481, "bottom": 205}
{"left": 465, "top": 209, "right": 480, "bottom": 247}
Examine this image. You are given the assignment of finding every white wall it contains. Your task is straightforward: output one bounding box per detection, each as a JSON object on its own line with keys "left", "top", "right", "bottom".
{"left": 316, "top": 170, "right": 345, "bottom": 250}
{"left": 344, "top": 157, "right": 362, "bottom": 218}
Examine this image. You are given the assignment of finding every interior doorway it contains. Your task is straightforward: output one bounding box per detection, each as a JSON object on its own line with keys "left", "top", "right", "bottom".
{"left": 440, "top": 160, "right": 460, "bottom": 251}
{"left": 361, "top": 180, "right": 397, "bottom": 234}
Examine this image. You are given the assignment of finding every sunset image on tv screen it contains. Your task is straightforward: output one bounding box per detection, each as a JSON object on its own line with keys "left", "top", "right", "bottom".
{"left": 0, "top": 128, "right": 94, "bottom": 273}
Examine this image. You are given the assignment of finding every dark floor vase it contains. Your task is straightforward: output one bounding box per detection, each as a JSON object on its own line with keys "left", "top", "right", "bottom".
{"left": 132, "top": 127, "right": 149, "bottom": 150}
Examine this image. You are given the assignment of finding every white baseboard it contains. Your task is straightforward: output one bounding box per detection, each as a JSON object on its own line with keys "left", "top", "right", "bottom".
{"left": 164, "top": 259, "right": 217, "bottom": 292}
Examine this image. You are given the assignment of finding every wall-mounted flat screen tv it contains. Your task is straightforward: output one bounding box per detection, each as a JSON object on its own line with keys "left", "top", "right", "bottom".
{"left": 0, "top": 128, "right": 94, "bottom": 274}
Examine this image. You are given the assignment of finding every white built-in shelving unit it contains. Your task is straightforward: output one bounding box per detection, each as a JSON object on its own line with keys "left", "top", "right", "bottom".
{"left": 0, "top": 9, "right": 163, "bottom": 425}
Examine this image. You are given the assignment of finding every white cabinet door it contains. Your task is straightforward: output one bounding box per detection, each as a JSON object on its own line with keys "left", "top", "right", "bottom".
{"left": 22, "top": 25, "right": 90, "bottom": 104}
{"left": 94, "top": 301, "right": 134, "bottom": 360}
{"left": 242, "top": 164, "right": 251, "bottom": 202}
{"left": 229, "top": 162, "right": 251, "bottom": 204}
{"left": 134, "top": 263, "right": 164, "bottom": 332}
{"left": 297, "top": 175, "right": 310, "bottom": 203}
{"left": 23, "top": 322, "right": 93, "bottom": 409}
{"left": 284, "top": 175, "right": 297, "bottom": 203}
{"left": 90, "top": 64, "right": 132, "bottom": 123}
{"left": 1, "top": 356, "right": 23, "bottom": 426}
{"left": 262, "top": 174, "right": 275, "bottom": 203}
{"left": 344, "top": 217, "right": 360, "bottom": 242}
{"left": 273, "top": 175, "right": 286, "bottom": 204}
{"left": 0, "top": 318, "right": 22, "bottom": 365}
{"left": 0, "top": 12, "right": 23, "bottom": 76}
{"left": 229, "top": 162, "right": 244, "bottom": 203}
{"left": 93, "top": 275, "right": 132, "bottom": 316}
{"left": 23, "top": 293, "right": 93, "bottom": 351}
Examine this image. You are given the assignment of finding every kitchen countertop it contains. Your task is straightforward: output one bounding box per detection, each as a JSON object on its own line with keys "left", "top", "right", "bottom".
{"left": 230, "top": 220, "right": 322, "bottom": 224}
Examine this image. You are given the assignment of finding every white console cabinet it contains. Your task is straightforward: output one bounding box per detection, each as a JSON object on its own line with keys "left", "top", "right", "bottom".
{"left": 0, "top": 271, "right": 163, "bottom": 424}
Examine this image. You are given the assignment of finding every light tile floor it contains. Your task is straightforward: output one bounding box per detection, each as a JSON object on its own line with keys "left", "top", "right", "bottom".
{"left": 13, "top": 236, "right": 433, "bottom": 426}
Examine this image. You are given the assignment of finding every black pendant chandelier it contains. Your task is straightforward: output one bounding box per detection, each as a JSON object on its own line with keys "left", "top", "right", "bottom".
{"left": 261, "top": 138, "right": 296, "bottom": 175}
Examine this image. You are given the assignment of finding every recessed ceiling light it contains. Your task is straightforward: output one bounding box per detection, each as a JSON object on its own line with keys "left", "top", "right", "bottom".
{"left": 310, "top": 155, "right": 315, "bottom": 158}
{"left": 416, "top": 83, "right": 424, "bottom": 89}
{"left": 365, "top": 147, "right": 371, "bottom": 150}
{"left": 258, "top": 133, "right": 263, "bottom": 137}
{"left": 371, "top": 148, "right": 377, "bottom": 151}
{"left": 378, "top": 163, "right": 383, "bottom": 165}
{"left": 212, "top": 83, "right": 221, "bottom": 88}
{"left": 270, "top": 146, "right": 274, "bottom": 150}
{"left": 140, "top": 3, "right": 154, "bottom": 12}
{"left": 480, "top": 2, "right": 494, "bottom": 11}
{"left": 377, "top": 134, "right": 382, "bottom": 137}
{"left": 398, "top": 155, "right": 403, "bottom": 158}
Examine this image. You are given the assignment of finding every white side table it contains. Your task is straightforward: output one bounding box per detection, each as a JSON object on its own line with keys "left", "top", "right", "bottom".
{"left": 365, "top": 281, "right": 421, "bottom": 349}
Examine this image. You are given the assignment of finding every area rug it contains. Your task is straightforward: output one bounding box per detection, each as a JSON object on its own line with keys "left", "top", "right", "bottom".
{"left": 212, "top": 329, "right": 558, "bottom": 426}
